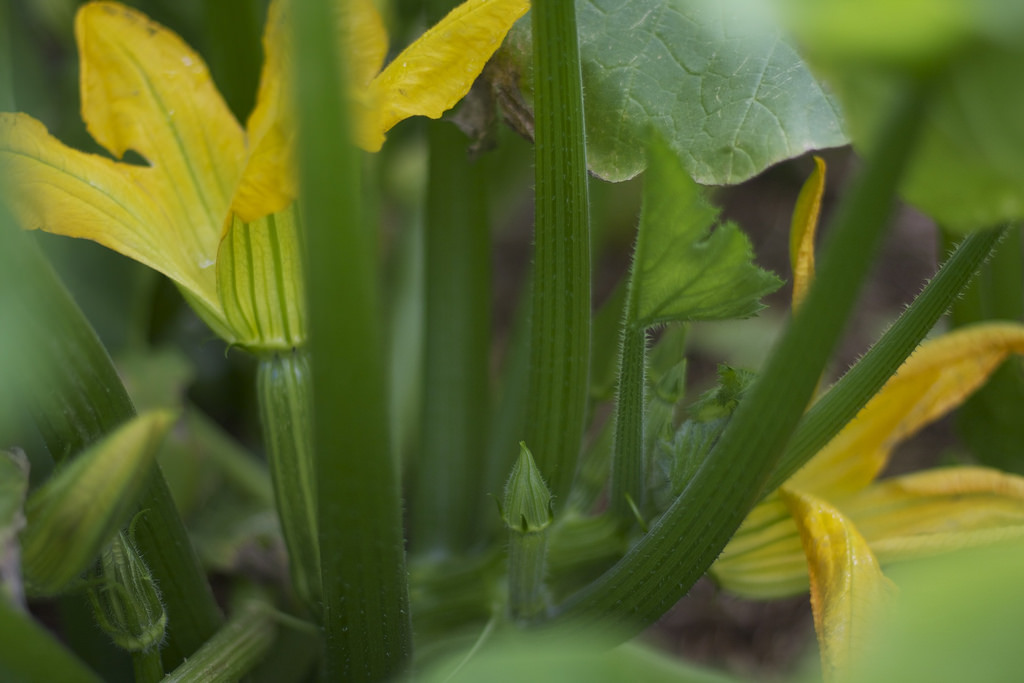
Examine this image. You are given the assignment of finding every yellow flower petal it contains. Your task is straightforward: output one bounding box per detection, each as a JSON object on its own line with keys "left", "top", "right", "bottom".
{"left": 782, "top": 487, "right": 895, "bottom": 682}
{"left": 344, "top": 0, "right": 389, "bottom": 89}
{"left": 0, "top": 113, "right": 218, "bottom": 313}
{"left": 789, "top": 156, "right": 826, "bottom": 311}
{"left": 792, "top": 322, "right": 1024, "bottom": 496}
{"left": 842, "top": 466, "right": 1024, "bottom": 562}
{"left": 232, "top": 0, "right": 297, "bottom": 223}
{"left": 361, "top": 0, "right": 530, "bottom": 151}
{"left": 217, "top": 204, "right": 306, "bottom": 350}
{"left": 712, "top": 493, "right": 810, "bottom": 598}
{"left": 76, "top": 1, "right": 246, "bottom": 270}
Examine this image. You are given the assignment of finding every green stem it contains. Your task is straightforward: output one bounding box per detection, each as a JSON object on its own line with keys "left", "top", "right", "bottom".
{"left": 413, "top": 122, "right": 491, "bottom": 556}
{"left": 162, "top": 602, "right": 278, "bottom": 683}
{"left": 132, "top": 649, "right": 164, "bottom": 683}
{"left": 525, "top": 0, "right": 592, "bottom": 505}
{"left": 768, "top": 226, "right": 1005, "bottom": 491}
{"left": 607, "top": 322, "right": 647, "bottom": 524}
{"left": 508, "top": 532, "right": 549, "bottom": 622}
{"left": 549, "top": 78, "right": 931, "bottom": 633}
{"left": 0, "top": 224, "right": 220, "bottom": 667}
{"left": 292, "top": 3, "right": 412, "bottom": 678}
{"left": 257, "top": 351, "right": 320, "bottom": 611}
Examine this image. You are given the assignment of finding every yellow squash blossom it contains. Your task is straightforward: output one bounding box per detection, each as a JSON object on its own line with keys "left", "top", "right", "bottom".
{"left": 0, "top": 0, "right": 529, "bottom": 350}
{"left": 711, "top": 159, "right": 1024, "bottom": 680}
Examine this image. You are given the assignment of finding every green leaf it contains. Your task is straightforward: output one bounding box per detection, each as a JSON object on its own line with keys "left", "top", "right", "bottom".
{"left": 577, "top": 0, "right": 847, "bottom": 184}
{"left": 629, "top": 138, "right": 781, "bottom": 329}
{"left": 780, "top": 0, "right": 1024, "bottom": 231}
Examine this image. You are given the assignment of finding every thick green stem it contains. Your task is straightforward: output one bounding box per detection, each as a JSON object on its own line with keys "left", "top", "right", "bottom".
{"left": 291, "top": 4, "right": 412, "bottom": 678}
{"left": 549, "top": 79, "right": 931, "bottom": 634}
{"left": 525, "top": 0, "right": 592, "bottom": 505}
{"left": 607, "top": 323, "right": 647, "bottom": 523}
{"left": 768, "top": 226, "right": 1005, "bottom": 491}
{"left": 412, "top": 122, "right": 491, "bottom": 556}
{"left": 257, "top": 351, "right": 320, "bottom": 610}
{"left": 0, "top": 223, "right": 220, "bottom": 667}
{"left": 162, "top": 602, "right": 279, "bottom": 683}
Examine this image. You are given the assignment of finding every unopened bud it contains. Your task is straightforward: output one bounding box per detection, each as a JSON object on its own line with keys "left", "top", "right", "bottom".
{"left": 87, "top": 530, "right": 166, "bottom": 652}
{"left": 502, "top": 443, "right": 553, "bottom": 534}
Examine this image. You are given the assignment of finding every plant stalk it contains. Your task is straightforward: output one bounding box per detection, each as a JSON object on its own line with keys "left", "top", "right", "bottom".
{"left": 769, "top": 225, "right": 1006, "bottom": 491}
{"left": 257, "top": 350, "right": 320, "bottom": 611}
{"left": 525, "top": 0, "right": 592, "bottom": 506}
{"left": 291, "top": 2, "right": 412, "bottom": 678}
{"left": 549, "top": 77, "right": 932, "bottom": 634}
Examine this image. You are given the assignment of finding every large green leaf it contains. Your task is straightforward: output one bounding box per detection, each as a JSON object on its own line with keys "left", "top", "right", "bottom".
{"left": 629, "top": 138, "right": 781, "bottom": 329}
{"left": 779, "top": 0, "right": 1024, "bottom": 231}
{"left": 577, "top": 0, "right": 847, "bottom": 184}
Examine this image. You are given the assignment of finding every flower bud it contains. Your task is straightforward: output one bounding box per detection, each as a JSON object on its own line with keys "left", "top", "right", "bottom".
{"left": 502, "top": 443, "right": 553, "bottom": 534}
{"left": 87, "top": 531, "right": 166, "bottom": 652}
{"left": 21, "top": 411, "right": 174, "bottom": 595}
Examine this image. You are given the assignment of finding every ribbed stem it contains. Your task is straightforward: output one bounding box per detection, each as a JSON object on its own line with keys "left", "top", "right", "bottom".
{"left": 525, "top": 0, "right": 592, "bottom": 505}
{"left": 607, "top": 323, "right": 647, "bottom": 523}
{"left": 549, "top": 78, "right": 932, "bottom": 634}
{"left": 162, "top": 602, "right": 278, "bottom": 683}
{"left": 769, "top": 226, "right": 1005, "bottom": 490}
{"left": 292, "top": 3, "right": 412, "bottom": 678}
{"left": 257, "top": 350, "right": 320, "bottom": 610}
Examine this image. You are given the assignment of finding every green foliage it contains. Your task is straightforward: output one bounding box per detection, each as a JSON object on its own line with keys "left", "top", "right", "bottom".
{"left": 577, "top": 0, "right": 847, "bottom": 184}
{"left": 6, "top": 0, "right": 1024, "bottom": 680}
{"left": 782, "top": 0, "right": 1024, "bottom": 231}
{"left": 630, "top": 138, "right": 782, "bottom": 328}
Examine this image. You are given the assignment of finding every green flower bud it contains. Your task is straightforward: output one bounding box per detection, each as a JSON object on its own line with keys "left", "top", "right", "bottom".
{"left": 216, "top": 204, "right": 307, "bottom": 353}
{"left": 87, "top": 530, "right": 166, "bottom": 652}
{"left": 502, "top": 443, "right": 553, "bottom": 534}
{"left": 502, "top": 443, "right": 553, "bottom": 621}
{"left": 21, "top": 411, "right": 174, "bottom": 595}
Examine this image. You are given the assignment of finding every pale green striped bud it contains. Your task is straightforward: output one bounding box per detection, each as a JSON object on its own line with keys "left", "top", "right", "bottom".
{"left": 87, "top": 530, "right": 166, "bottom": 652}
{"left": 502, "top": 443, "right": 553, "bottom": 534}
{"left": 216, "top": 203, "right": 307, "bottom": 352}
{"left": 21, "top": 411, "right": 174, "bottom": 595}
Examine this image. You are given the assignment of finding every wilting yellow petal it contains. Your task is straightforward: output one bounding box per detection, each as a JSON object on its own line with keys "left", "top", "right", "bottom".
{"left": 842, "top": 466, "right": 1024, "bottom": 562}
{"left": 361, "top": 0, "right": 530, "bottom": 151}
{"left": 790, "top": 156, "right": 826, "bottom": 311}
{"left": 0, "top": 113, "right": 219, "bottom": 313}
{"left": 791, "top": 323, "right": 1024, "bottom": 496}
{"left": 344, "top": 0, "right": 389, "bottom": 89}
{"left": 76, "top": 2, "right": 246, "bottom": 271}
{"left": 232, "top": 0, "right": 297, "bottom": 222}
{"left": 782, "top": 488, "right": 895, "bottom": 682}
{"left": 217, "top": 204, "right": 306, "bottom": 350}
